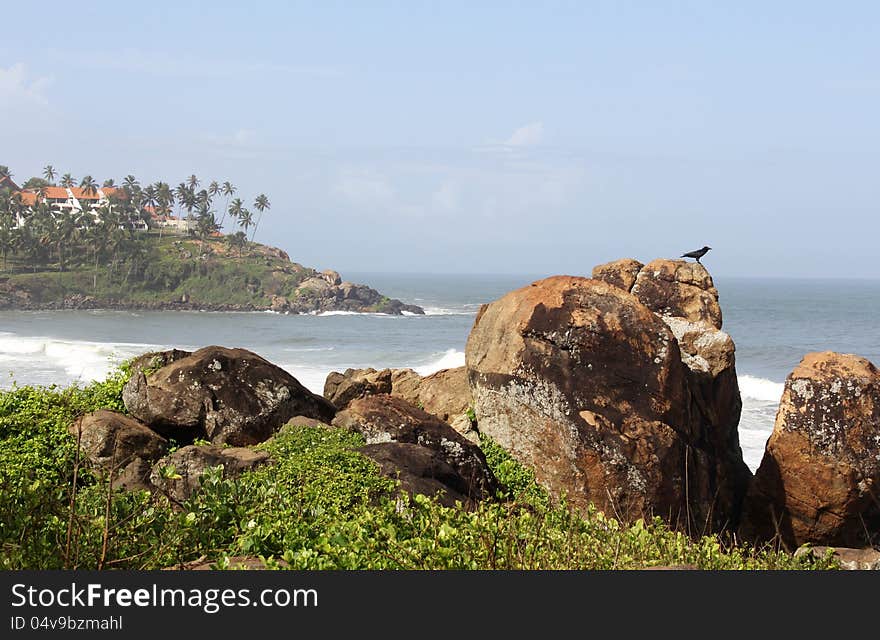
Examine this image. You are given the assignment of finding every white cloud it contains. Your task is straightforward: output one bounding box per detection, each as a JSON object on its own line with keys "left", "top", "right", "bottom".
{"left": 506, "top": 121, "right": 544, "bottom": 147}
{"left": 334, "top": 169, "right": 395, "bottom": 205}
{"left": 203, "top": 128, "right": 256, "bottom": 147}
{"left": 47, "top": 48, "right": 342, "bottom": 80}
{"left": 430, "top": 181, "right": 461, "bottom": 213}
{"left": 0, "top": 63, "right": 51, "bottom": 107}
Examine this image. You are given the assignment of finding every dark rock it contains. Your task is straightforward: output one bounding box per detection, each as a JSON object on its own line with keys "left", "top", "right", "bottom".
{"left": 69, "top": 410, "right": 167, "bottom": 487}
{"left": 360, "top": 442, "right": 478, "bottom": 507}
{"left": 150, "top": 444, "right": 271, "bottom": 502}
{"left": 123, "top": 346, "right": 336, "bottom": 446}
{"left": 333, "top": 395, "right": 498, "bottom": 503}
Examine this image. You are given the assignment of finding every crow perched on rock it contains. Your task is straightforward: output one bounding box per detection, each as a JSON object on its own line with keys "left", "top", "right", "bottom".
{"left": 681, "top": 246, "right": 711, "bottom": 263}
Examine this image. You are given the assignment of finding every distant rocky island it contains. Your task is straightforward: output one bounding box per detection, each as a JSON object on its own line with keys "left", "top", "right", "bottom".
{"left": 0, "top": 236, "right": 423, "bottom": 315}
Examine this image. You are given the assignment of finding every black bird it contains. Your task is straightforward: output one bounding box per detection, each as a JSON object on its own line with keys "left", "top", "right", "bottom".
{"left": 681, "top": 245, "right": 711, "bottom": 263}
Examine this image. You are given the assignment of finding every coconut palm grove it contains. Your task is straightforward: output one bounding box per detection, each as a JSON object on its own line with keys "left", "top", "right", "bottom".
{"left": 0, "top": 164, "right": 270, "bottom": 275}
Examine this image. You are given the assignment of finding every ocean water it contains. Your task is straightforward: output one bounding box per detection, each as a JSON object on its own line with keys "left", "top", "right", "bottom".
{"left": 1, "top": 273, "right": 879, "bottom": 471}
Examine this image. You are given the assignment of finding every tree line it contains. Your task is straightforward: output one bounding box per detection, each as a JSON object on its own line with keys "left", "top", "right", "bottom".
{"left": 0, "top": 164, "right": 271, "bottom": 275}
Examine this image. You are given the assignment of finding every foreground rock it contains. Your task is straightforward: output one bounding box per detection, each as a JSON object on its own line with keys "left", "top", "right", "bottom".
{"left": 741, "top": 352, "right": 880, "bottom": 548}
{"left": 333, "top": 395, "right": 498, "bottom": 506}
{"left": 466, "top": 274, "right": 749, "bottom": 531}
{"left": 150, "top": 445, "right": 271, "bottom": 502}
{"left": 324, "top": 366, "right": 478, "bottom": 441}
{"left": 123, "top": 346, "right": 336, "bottom": 446}
{"left": 69, "top": 410, "right": 168, "bottom": 491}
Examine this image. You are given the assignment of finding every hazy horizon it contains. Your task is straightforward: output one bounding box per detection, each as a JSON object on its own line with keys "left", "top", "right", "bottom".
{"left": 3, "top": 1, "right": 878, "bottom": 279}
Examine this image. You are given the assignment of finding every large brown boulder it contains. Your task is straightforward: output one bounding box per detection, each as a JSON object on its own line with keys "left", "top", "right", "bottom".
{"left": 334, "top": 395, "right": 498, "bottom": 504}
{"left": 69, "top": 410, "right": 168, "bottom": 491}
{"left": 123, "top": 346, "right": 336, "bottom": 446}
{"left": 466, "top": 275, "right": 749, "bottom": 531}
{"left": 150, "top": 444, "right": 271, "bottom": 502}
{"left": 418, "top": 367, "right": 478, "bottom": 442}
{"left": 740, "top": 352, "right": 880, "bottom": 548}
{"left": 595, "top": 259, "right": 750, "bottom": 528}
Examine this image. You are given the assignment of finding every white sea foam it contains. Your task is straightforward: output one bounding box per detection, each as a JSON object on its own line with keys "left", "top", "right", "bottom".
{"left": 414, "top": 349, "right": 466, "bottom": 376}
{"left": 0, "top": 333, "right": 161, "bottom": 383}
{"left": 738, "top": 375, "right": 785, "bottom": 403}
{"left": 316, "top": 310, "right": 391, "bottom": 317}
{"left": 423, "top": 306, "right": 477, "bottom": 316}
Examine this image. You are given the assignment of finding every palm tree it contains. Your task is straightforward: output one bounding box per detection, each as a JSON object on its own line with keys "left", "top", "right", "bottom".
{"left": 54, "top": 211, "right": 80, "bottom": 271}
{"left": 226, "top": 230, "right": 247, "bottom": 258}
{"left": 208, "top": 181, "right": 220, "bottom": 200}
{"left": 187, "top": 174, "right": 199, "bottom": 190}
{"left": 219, "top": 181, "right": 236, "bottom": 229}
{"left": 60, "top": 174, "right": 76, "bottom": 188}
{"left": 123, "top": 175, "right": 140, "bottom": 195}
{"left": 251, "top": 194, "right": 270, "bottom": 242}
{"left": 238, "top": 208, "right": 255, "bottom": 238}
{"left": 0, "top": 166, "right": 11, "bottom": 179}
{"left": 43, "top": 165, "right": 56, "bottom": 184}
{"left": 0, "top": 227, "right": 13, "bottom": 271}
{"left": 79, "top": 176, "right": 98, "bottom": 198}
{"left": 102, "top": 178, "right": 116, "bottom": 188}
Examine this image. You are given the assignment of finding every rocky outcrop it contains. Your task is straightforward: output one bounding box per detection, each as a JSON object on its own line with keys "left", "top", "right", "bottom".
{"left": 150, "top": 445, "right": 271, "bottom": 502}
{"left": 466, "top": 274, "right": 749, "bottom": 532}
{"left": 594, "top": 259, "right": 750, "bottom": 529}
{"left": 740, "top": 352, "right": 880, "bottom": 548}
{"left": 123, "top": 346, "right": 336, "bottom": 446}
{"left": 323, "top": 366, "right": 477, "bottom": 440}
{"left": 334, "top": 395, "right": 498, "bottom": 505}
{"left": 323, "top": 367, "right": 421, "bottom": 410}
{"left": 270, "top": 279, "right": 424, "bottom": 316}
{"left": 69, "top": 410, "right": 168, "bottom": 491}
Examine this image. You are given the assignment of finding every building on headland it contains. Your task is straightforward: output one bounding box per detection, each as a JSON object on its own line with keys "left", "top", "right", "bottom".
{"left": 7, "top": 185, "right": 126, "bottom": 229}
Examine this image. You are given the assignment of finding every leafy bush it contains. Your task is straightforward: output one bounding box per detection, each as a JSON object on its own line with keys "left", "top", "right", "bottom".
{"left": 0, "top": 370, "right": 837, "bottom": 570}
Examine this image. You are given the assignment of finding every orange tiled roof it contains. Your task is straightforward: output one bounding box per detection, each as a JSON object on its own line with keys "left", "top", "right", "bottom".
{"left": 18, "top": 191, "right": 38, "bottom": 206}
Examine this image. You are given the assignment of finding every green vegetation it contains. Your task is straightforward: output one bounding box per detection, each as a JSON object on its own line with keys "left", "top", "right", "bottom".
{"left": 0, "top": 367, "right": 837, "bottom": 570}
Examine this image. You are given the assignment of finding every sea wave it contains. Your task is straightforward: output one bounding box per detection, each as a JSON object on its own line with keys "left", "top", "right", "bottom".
{"left": 738, "top": 375, "right": 785, "bottom": 403}
{"left": 0, "top": 333, "right": 162, "bottom": 382}
{"left": 422, "top": 307, "right": 477, "bottom": 316}
{"left": 414, "top": 349, "right": 466, "bottom": 376}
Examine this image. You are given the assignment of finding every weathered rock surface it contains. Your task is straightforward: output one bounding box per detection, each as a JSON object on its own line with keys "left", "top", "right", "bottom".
{"left": 740, "top": 352, "right": 880, "bottom": 548}
{"left": 360, "top": 442, "right": 479, "bottom": 507}
{"left": 123, "top": 346, "right": 336, "bottom": 446}
{"left": 169, "top": 556, "right": 290, "bottom": 570}
{"left": 418, "top": 367, "right": 479, "bottom": 442}
{"left": 591, "top": 258, "right": 644, "bottom": 292}
{"left": 323, "top": 366, "right": 477, "bottom": 440}
{"left": 150, "top": 445, "right": 271, "bottom": 502}
{"left": 630, "top": 259, "right": 723, "bottom": 328}
{"left": 69, "top": 410, "right": 168, "bottom": 491}
{"left": 594, "top": 259, "right": 750, "bottom": 529}
{"left": 466, "top": 274, "right": 749, "bottom": 531}
{"left": 323, "top": 367, "right": 422, "bottom": 410}
{"left": 334, "top": 395, "right": 498, "bottom": 504}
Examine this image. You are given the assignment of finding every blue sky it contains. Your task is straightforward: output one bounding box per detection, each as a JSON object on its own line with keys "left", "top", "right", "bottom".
{"left": 1, "top": 1, "right": 878, "bottom": 277}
